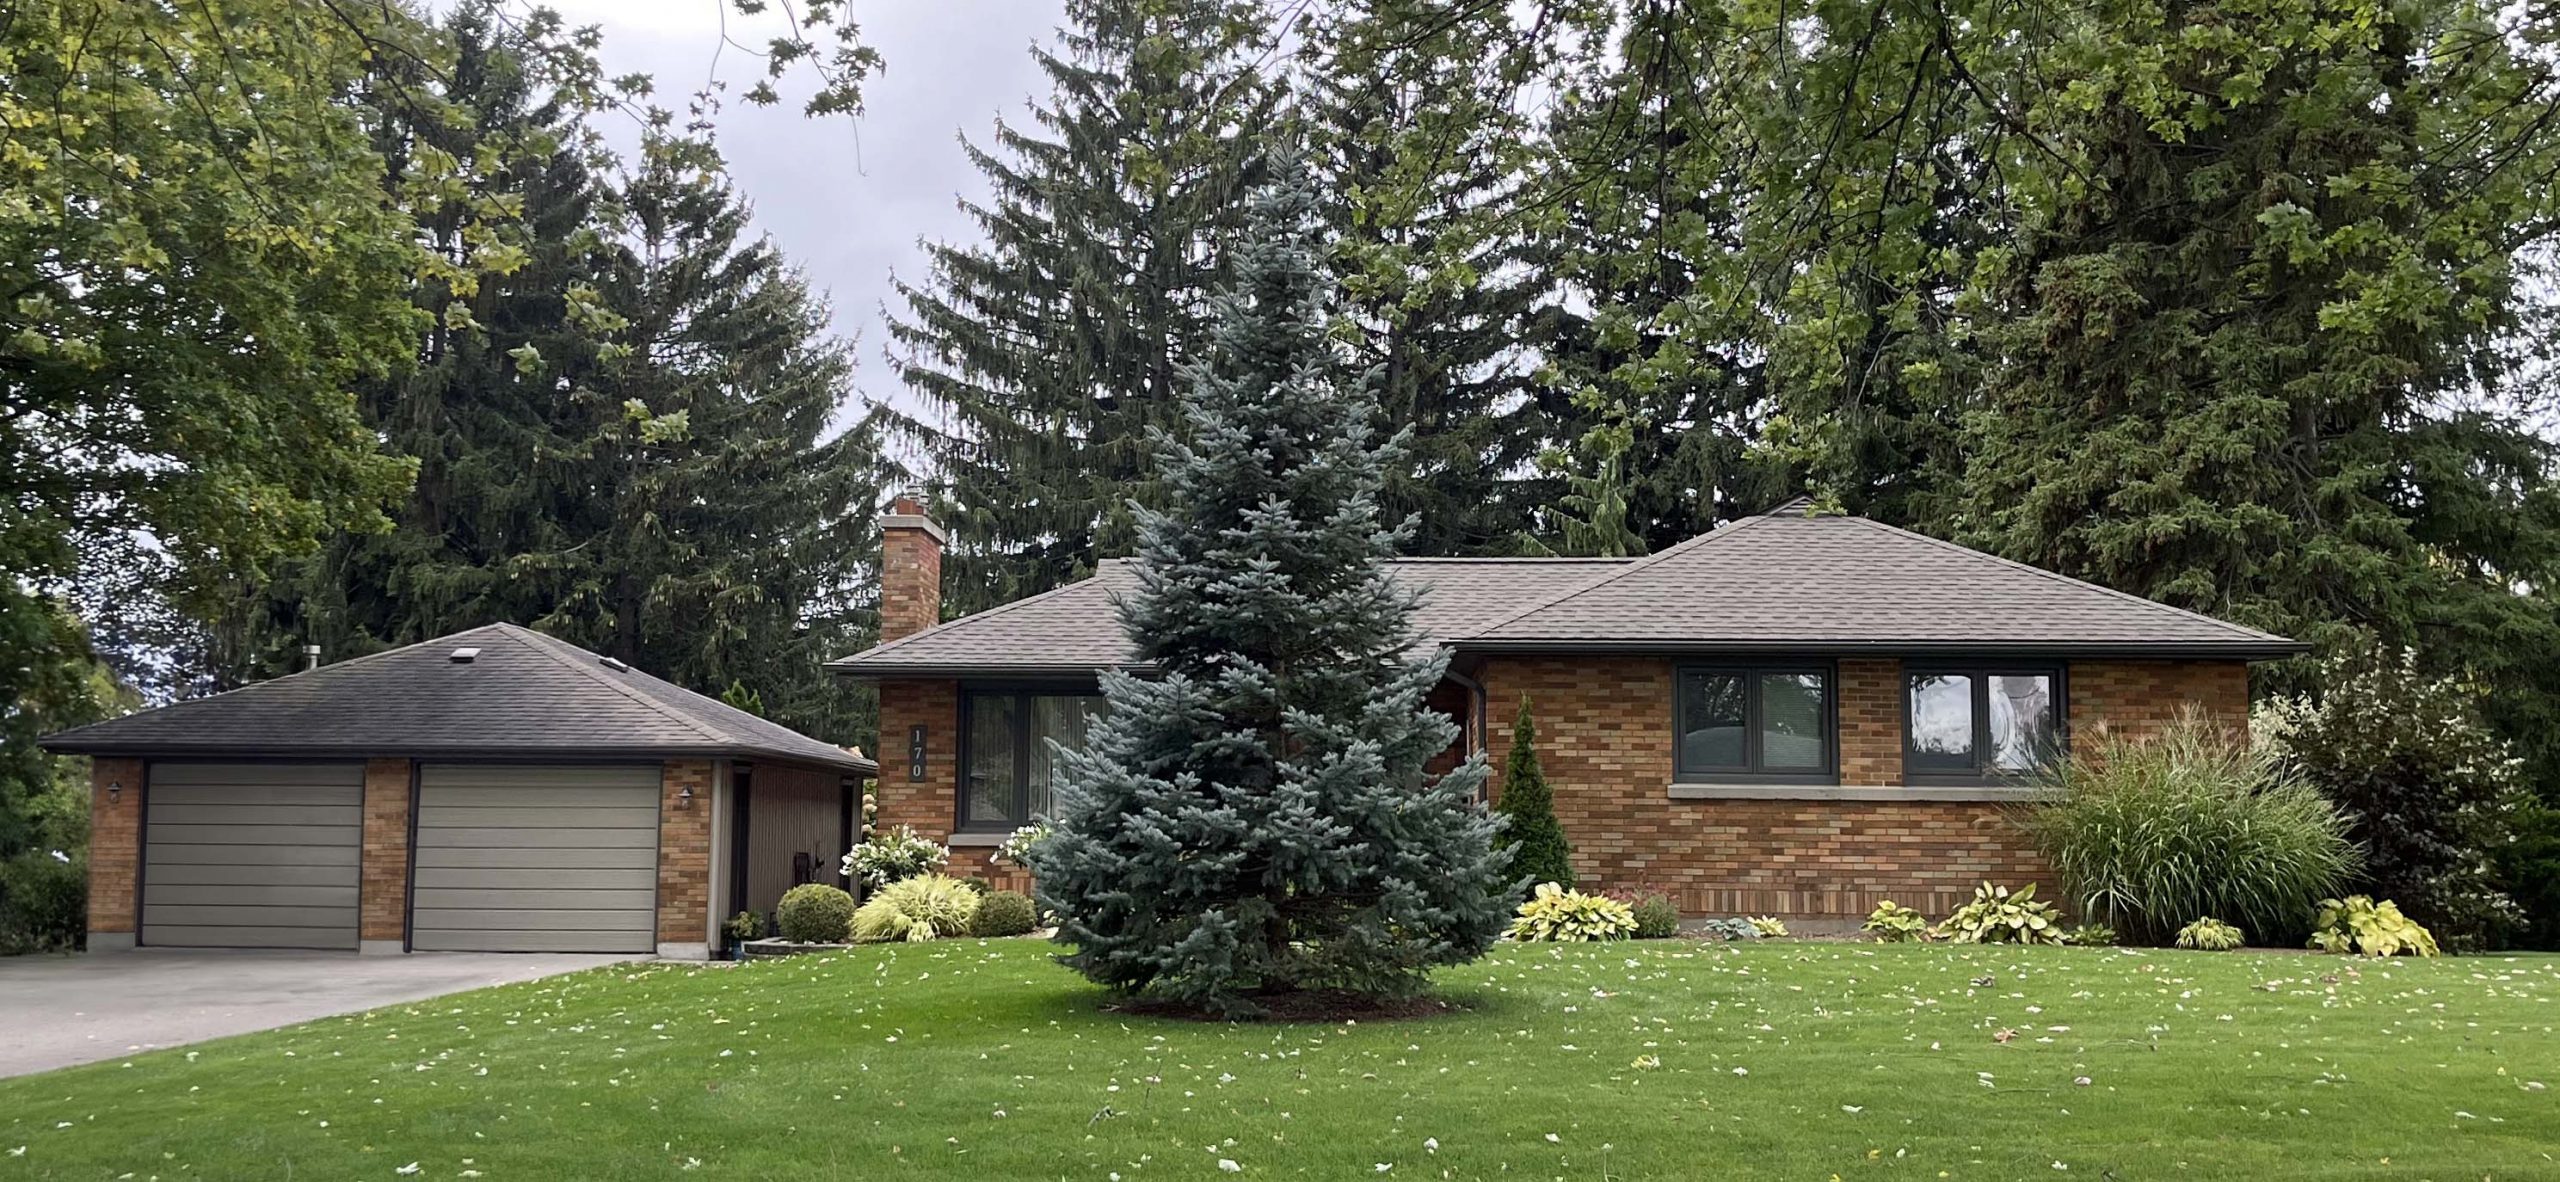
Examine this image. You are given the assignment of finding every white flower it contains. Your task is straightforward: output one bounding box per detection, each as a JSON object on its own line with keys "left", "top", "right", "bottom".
{"left": 1218, "top": 1160, "right": 1242, "bottom": 1173}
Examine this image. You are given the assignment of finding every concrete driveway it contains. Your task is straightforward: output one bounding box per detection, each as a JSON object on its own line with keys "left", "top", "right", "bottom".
{"left": 0, "top": 949, "right": 636, "bottom": 1078}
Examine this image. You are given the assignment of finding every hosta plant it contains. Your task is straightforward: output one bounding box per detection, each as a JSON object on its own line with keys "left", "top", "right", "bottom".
{"left": 774, "top": 883, "right": 856, "bottom": 943}
{"left": 1937, "top": 882, "right": 2066, "bottom": 945}
{"left": 852, "top": 874, "right": 983, "bottom": 943}
{"left": 841, "top": 825, "right": 950, "bottom": 890}
{"left": 2174, "top": 917, "right": 2245, "bottom": 951}
{"left": 2061, "top": 923, "right": 2119, "bottom": 947}
{"left": 2308, "top": 896, "right": 2440, "bottom": 957}
{"left": 1698, "top": 917, "right": 1763, "bottom": 941}
{"left": 1748, "top": 915, "right": 1789, "bottom": 938}
{"left": 1507, "top": 883, "right": 1637, "bottom": 942}
{"left": 1863, "top": 900, "right": 1930, "bottom": 943}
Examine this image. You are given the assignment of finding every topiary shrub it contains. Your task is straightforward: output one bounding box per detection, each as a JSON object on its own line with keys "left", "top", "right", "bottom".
{"left": 775, "top": 883, "right": 857, "bottom": 943}
{"left": 1507, "top": 883, "right": 1636, "bottom": 942}
{"left": 1937, "top": 882, "right": 2065, "bottom": 945}
{"left": 2258, "top": 648, "right": 2533, "bottom": 951}
{"left": 1863, "top": 900, "right": 1929, "bottom": 943}
{"left": 1494, "top": 697, "right": 1572, "bottom": 897}
{"left": 853, "top": 874, "right": 982, "bottom": 943}
{"left": 2174, "top": 917, "right": 2245, "bottom": 951}
{"left": 2021, "top": 716, "right": 2356, "bottom": 945}
{"left": 2308, "top": 895, "right": 2440, "bottom": 957}
{"left": 973, "top": 890, "right": 1038, "bottom": 937}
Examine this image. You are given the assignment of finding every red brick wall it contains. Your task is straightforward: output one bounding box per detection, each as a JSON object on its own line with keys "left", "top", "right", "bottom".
{"left": 880, "top": 498, "right": 943, "bottom": 643}
{"left": 657, "top": 760, "right": 715, "bottom": 945}
{"left": 359, "top": 758, "right": 411, "bottom": 944}
{"left": 86, "top": 758, "right": 143, "bottom": 938}
{"left": 875, "top": 678, "right": 958, "bottom": 840}
{"left": 1474, "top": 654, "right": 2253, "bottom": 919}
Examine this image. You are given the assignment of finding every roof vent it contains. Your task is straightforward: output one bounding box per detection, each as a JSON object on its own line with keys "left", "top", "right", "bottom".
{"left": 599, "top": 656, "right": 630, "bottom": 672}
{"left": 449, "top": 647, "right": 480, "bottom": 663}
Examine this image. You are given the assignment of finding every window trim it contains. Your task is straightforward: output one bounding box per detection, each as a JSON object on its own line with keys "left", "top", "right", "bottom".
{"left": 1899, "top": 663, "right": 2068, "bottom": 787}
{"left": 955, "top": 681, "right": 1101, "bottom": 833}
{"left": 1670, "top": 660, "right": 1839, "bottom": 785}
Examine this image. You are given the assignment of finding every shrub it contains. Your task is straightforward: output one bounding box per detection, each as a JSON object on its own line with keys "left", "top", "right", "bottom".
{"left": 1698, "top": 918, "right": 1762, "bottom": 941}
{"left": 841, "top": 825, "right": 949, "bottom": 890}
{"left": 973, "top": 890, "right": 1038, "bottom": 937}
{"left": 853, "top": 874, "right": 983, "bottom": 943}
{"left": 1863, "top": 900, "right": 1930, "bottom": 943}
{"left": 1747, "top": 916, "right": 1788, "bottom": 938}
{"left": 996, "top": 823, "right": 1051, "bottom": 869}
{"left": 2020, "top": 717, "right": 2356, "bottom": 945}
{"left": 2258, "top": 647, "right": 2531, "bottom": 950}
{"left": 2174, "top": 917, "right": 2245, "bottom": 951}
{"left": 1619, "top": 892, "right": 1681, "bottom": 939}
{"left": 1937, "top": 882, "right": 2065, "bottom": 945}
{"left": 775, "top": 883, "right": 857, "bottom": 943}
{"left": 721, "top": 910, "right": 767, "bottom": 944}
{"left": 1494, "top": 697, "right": 1572, "bottom": 896}
{"left": 0, "top": 849, "right": 85, "bottom": 955}
{"left": 2308, "top": 895, "right": 2440, "bottom": 957}
{"left": 2060, "top": 923, "right": 2119, "bottom": 947}
{"left": 2497, "top": 805, "right": 2560, "bottom": 951}
{"left": 1507, "top": 883, "right": 1636, "bottom": 942}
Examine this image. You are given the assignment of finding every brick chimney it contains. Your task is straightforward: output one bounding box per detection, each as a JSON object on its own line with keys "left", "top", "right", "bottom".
{"left": 878, "top": 493, "right": 945, "bottom": 643}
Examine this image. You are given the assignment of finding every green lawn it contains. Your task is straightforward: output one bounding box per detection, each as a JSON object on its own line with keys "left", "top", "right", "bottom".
{"left": 2, "top": 941, "right": 2553, "bottom": 1180}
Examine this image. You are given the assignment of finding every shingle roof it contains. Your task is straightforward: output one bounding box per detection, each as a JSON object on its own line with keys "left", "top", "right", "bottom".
{"left": 43, "top": 623, "right": 877, "bottom": 773}
{"left": 827, "top": 511, "right": 2301, "bottom": 678}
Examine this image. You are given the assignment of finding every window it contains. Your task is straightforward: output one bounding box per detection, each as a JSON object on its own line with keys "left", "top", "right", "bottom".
{"left": 960, "top": 689, "right": 1103, "bottom": 830}
{"left": 1674, "top": 663, "right": 1834, "bottom": 782}
{"left": 1903, "top": 667, "right": 2062, "bottom": 783}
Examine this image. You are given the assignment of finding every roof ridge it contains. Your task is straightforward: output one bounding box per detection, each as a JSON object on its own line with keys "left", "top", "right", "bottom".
{"left": 1455, "top": 514, "right": 1772, "bottom": 641}
{"left": 1840, "top": 518, "right": 2294, "bottom": 643}
{"left": 492, "top": 624, "right": 739, "bottom": 746}
{"left": 830, "top": 570, "right": 1124, "bottom": 666}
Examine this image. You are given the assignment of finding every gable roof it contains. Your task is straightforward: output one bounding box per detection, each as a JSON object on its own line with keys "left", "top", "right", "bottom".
{"left": 44, "top": 623, "right": 876, "bottom": 773}
{"left": 827, "top": 510, "right": 2301, "bottom": 678}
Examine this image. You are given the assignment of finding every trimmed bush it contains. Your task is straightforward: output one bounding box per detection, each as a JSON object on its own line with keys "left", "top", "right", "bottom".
{"left": 2021, "top": 717, "right": 2356, "bottom": 945}
{"left": 2174, "top": 917, "right": 2245, "bottom": 951}
{"left": 1507, "top": 883, "right": 1636, "bottom": 942}
{"left": 1494, "top": 697, "right": 1572, "bottom": 896}
{"left": 973, "top": 890, "right": 1038, "bottom": 937}
{"left": 774, "top": 883, "right": 856, "bottom": 944}
{"left": 1938, "top": 882, "right": 2065, "bottom": 945}
{"left": 853, "top": 874, "right": 982, "bottom": 943}
{"left": 1863, "top": 900, "right": 1929, "bottom": 943}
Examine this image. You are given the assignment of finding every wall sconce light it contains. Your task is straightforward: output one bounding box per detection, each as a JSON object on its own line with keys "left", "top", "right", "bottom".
{"left": 676, "top": 785, "right": 695, "bottom": 809}
{"left": 908, "top": 725, "right": 927, "bottom": 782}
{"left": 107, "top": 780, "right": 122, "bottom": 805}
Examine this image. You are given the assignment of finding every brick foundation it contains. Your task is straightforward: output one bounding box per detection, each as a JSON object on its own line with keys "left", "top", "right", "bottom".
{"left": 85, "top": 758, "right": 144, "bottom": 948}
{"left": 657, "top": 760, "right": 714, "bottom": 951}
{"left": 359, "top": 758, "right": 412, "bottom": 950}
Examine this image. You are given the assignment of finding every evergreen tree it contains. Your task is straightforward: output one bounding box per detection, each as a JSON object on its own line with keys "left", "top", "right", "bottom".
{"left": 1493, "top": 696, "right": 1571, "bottom": 893}
{"left": 1032, "top": 163, "right": 1512, "bottom": 1016}
{"left": 885, "top": 0, "right": 1276, "bottom": 613}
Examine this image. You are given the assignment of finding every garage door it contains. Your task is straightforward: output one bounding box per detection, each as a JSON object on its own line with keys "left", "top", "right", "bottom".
{"left": 143, "top": 763, "right": 363, "bottom": 950}
{"left": 411, "top": 765, "right": 661, "bottom": 953}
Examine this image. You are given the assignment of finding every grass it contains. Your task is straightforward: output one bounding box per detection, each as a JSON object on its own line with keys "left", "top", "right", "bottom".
{"left": 1, "top": 941, "right": 2554, "bottom": 1180}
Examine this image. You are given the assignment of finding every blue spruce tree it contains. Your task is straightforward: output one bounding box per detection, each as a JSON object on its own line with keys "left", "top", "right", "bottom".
{"left": 1032, "top": 159, "right": 1513, "bottom": 1016}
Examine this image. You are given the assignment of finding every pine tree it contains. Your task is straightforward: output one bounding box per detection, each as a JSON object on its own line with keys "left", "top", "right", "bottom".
{"left": 1032, "top": 161, "right": 1512, "bottom": 1016}
{"left": 885, "top": 0, "right": 1276, "bottom": 612}
{"left": 1493, "top": 696, "right": 1571, "bottom": 894}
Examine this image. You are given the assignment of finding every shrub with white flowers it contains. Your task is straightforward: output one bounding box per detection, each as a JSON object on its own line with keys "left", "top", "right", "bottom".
{"left": 841, "top": 825, "right": 949, "bottom": 890}
{"left": 996, "top": 823, "right": 1051, "bottom": 868}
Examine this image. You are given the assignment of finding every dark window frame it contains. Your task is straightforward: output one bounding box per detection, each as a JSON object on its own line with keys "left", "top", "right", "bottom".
{"left": 956, "top": 681, "right": 1102, "bottom": 833}
{"left": 1900, "top": 663, "right": 2069, "bottom": 786}
{"left": 1670, "top": 660, "right": 1839, "bottom": 785}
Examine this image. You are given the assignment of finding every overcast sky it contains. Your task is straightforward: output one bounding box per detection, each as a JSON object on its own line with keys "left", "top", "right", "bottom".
{"left": 540, "top": 0, "right": 1069, "bottom": 426}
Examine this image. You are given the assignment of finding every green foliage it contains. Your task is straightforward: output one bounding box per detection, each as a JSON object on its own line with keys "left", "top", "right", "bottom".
{"left": 1937, "top": 883, "right": 2066, "bottom": 946}
{"left": 1507, "top": 884, "right": 1637, "bottom": 943}
{"left": 1493, "top": 698, "right": 1571, "bottom": 896}
{"left": 841, "top": 826, "right": 949, "bottom": 891}
{"left": 722, "top": 911, "right": 767, "bottom": 944}
{"left": 996, "top": 824, "right": 1051, "bottom": 869}
{"left": 852, "top": 875, "right": 982, "bottom": 944}
{"left": 1032, "top": 167, "right": 1511, "bottom": 1016}
{"left": 1697, "top": 918, "right": 1764, "bottom": 942}
{"left": 2060, "top": 924, "right": 2119, "bottom": 948}
{"left": 2174, "top": 918, "right": 2246, "bottom": 952}
{"left": 972, "top": 891, "right": 1039, "bottom": 938}
{"left": 2021, "top": 718, "right": 2356, "bottom": 945}
{"left": 2259, "top": 648, "right": 2532, "bottom": 950}
{"left": 2309, "top": 896, "right": 2441, "bottom": 958}
{"left": 1617, "top": 891, "right": 1681, "bottom": 940}
{"left": 774, "top": 884, "right": 857, "bottom": 944}
{"left": 2497, "top": 806, "right": 2560, "bottom": 951}
{"left": 884, "top": 0, "right": 1276, "bottom": 613}
{"left": 1748, "top": 916, "right": 1789, "bottom": 938}
{"left": 1863, "top": 901, "right": 1931, "bottom": 943}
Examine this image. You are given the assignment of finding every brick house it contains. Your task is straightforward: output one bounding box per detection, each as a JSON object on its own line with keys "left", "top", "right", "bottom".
{"left": 832, "top": 496, "right": 2301, "bottom": 920}
{"left": 44, "top": 623, "right": 873, "bottom": 959}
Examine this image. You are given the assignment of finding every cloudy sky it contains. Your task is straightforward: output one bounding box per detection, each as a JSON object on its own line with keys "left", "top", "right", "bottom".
{"left": 540, "top": 0, "right": 1070, "bottom": 424}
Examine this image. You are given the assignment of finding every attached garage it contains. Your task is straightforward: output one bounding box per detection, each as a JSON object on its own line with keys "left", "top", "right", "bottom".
{"left": 46, "top": 621, "right": 876, "bottom": 960}
{"left": 411, "top": 765, "right": 661, "bottom": 953}
{"left": 142, "top": 763, "right": 363, "bottom": 950}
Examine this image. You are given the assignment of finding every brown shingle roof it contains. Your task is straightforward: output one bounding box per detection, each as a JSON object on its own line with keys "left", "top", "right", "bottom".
{"left": 44, "top": 623, "right": 877, "bottom": 773}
